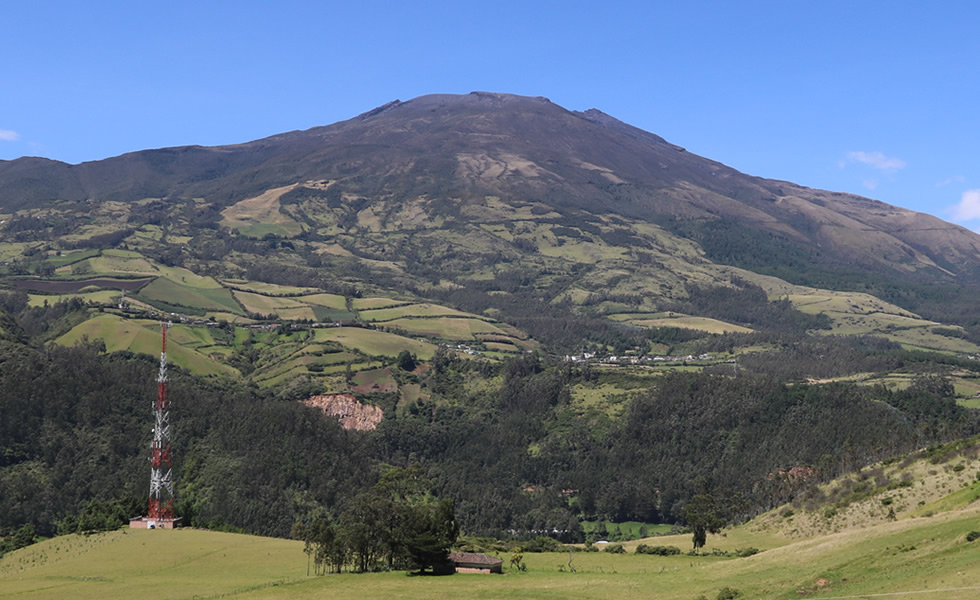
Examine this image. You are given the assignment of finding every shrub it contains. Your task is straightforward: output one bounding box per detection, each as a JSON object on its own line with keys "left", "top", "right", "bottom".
{"left": 823, "top": 508, "right": 837, "bottom": 519}
{"left": 636, "top": 544, "right": 681, "bottom": 556}
{"left": 522, "top": 536, "right": 566, "bottom": 552}
{"left": 603, "top": 543, "right": 626, "bottom": 554}
{"left": 780, "top": 508, "right": 794, "bottom": 518}
{"left": 735, "top": 547, "right": 760, "bottom": 557}
{"left": 966, "top": 531, "right": 980, "bottom": 542}
{"left": 716, "top": 587, "right": 742, "bottom": 600}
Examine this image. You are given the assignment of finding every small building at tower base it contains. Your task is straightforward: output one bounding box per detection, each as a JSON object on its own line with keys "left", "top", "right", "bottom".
{"left": 129, "top": 516, "right": 182, "bottom": 529}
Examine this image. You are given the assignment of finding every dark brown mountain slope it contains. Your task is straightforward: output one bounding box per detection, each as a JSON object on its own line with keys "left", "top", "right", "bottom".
{"left": 2, "top": 92, "right": 978, "bottom": 311}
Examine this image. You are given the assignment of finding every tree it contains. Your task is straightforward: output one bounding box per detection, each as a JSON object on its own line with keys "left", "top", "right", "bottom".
{"left": 403, "top": 498, "right": 459, "bottom": 573}
{"left": 684, "top": 494, "right": 726, "bottom": 553}
{"left": 396, "top": 350, "right": 417, "bottom": 372}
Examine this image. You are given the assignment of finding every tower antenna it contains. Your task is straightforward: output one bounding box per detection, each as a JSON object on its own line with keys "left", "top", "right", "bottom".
{"left": 132, "top": 321, "right": 179, "bottom": 528}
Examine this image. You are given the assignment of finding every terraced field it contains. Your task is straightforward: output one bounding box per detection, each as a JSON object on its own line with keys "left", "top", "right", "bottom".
{"left": 608, "top": 312, "right": 753, "bottom": 334}
{"left": 137, "top": 277, "right": 243, "bottom": 314}
{"left": 55, "top": 315, "right": 237, "bottom": 377}
{"left": 313, "top": 327, "right": 438, "bottom": 360}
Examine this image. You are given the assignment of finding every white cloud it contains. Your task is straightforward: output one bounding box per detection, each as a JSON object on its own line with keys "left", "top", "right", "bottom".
{"left": 862, "top": 179, "right": 879, "bottom": 190}
{"left": 844, "top": 151, "right": 906, "bottom": 171}
{"left": 937, "top": 175, "right": 965, "bottom": 187}
{"left": 950, "top": 189, "right": 980, "bottom": 221}
{"left": 0, "top": 129, "right": 20, "bottom": 142}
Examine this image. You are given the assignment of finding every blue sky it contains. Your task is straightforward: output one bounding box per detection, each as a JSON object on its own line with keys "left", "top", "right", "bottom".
{"left": 2, "top": 1, "right": 978, "bottom": 228}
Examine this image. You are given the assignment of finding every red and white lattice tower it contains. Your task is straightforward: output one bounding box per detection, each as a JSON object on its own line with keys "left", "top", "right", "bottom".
{"left": 148, "top": 321, "right": 175, "bottom": 521}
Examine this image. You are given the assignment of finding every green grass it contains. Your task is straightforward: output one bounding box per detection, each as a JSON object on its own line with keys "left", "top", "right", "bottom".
{"left": 55, "top": 315, "right": 237, "bottom": 377}
{"left": 569, "top": 382, "right": 639, "bottom": 419}
{"left": 581, "top": 520, "right": 673, "bottom": 540}
{"left": 138, "top": 278, "right": 243, "bottom": 314}
{"left": 352, "top": 297, "right": 413, "bottom": 310}
{"left": 359, "top": 303, "right": 482, "bottom": 322}
{"left": 609, "top": 312, "right": 753, "bottom": 334}
{"left": 233, "top": 290, "right": 316, "bottom": 319}
{"left": 312, "top": 327, "right": 438, "bottom": 360}
{"left": 223, "top": 280, "right": 318, "bottom": 295}
{"left": 0, "top": 529, "right": 303, "bottom": 599}
{"left": 5, "top": 507, "right": 980, "bottom": 600}
{"left": 299, "top": 293, "right": 349, "bottom": 310}
{"left": 27, "top": 290, "right": 120, "bottom": 306}
{"left": 382, "top": 317, "right": 510, "bottom": 341}
{"left": 43, "top": 249, "right": 101, "bottom": 268}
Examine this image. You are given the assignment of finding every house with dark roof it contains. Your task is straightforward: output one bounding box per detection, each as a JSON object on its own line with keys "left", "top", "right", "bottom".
{"left": 448, "top": 552, "right": 504, "bottom": 574}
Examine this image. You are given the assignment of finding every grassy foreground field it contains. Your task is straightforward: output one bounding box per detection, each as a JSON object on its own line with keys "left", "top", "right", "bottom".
{"left": 4, "top": 505, "right": 980, "bottom": 600}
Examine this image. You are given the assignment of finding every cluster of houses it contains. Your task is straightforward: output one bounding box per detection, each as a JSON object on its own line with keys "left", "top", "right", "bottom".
{"left": 445, "top": 343, "right": 480, "bottom": 355}
{"left": 563, "top": 352, "right": 716, "bottom": 364}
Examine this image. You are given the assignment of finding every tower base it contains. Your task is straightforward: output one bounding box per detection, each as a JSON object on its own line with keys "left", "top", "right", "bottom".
{"left": 129, "top": 516, "right": 182, "bottom": 529}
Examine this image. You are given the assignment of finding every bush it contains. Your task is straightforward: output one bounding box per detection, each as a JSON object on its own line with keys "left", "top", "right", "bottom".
{"left": 636, "top": 544, "right": 682, "bottom": 556}
{"left": 522, "top": 536, "right": 566, "bottom": 552}
{"left": 716, "top": 587, "right": 742, "bottom": 600}
{"left": 966, "top": 531, "right": 980, "bottom": 542}
{"left": 603, "top": 543, "right": 626, "bottom": 554}
{"left": 734, "top": 547, "right": 760, "bottom": 557}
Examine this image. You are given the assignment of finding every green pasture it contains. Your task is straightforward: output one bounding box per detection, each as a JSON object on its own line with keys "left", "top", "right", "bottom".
{"left": 138, "top": 278, "right": 243, "bottom": 314}
{"left": 55, "top": 315, "right": 237, "bottom": 377}
{"left": 311, "top": 306, "right": 357, "bottom": 322}
{"left": 352, "top": 297, "right": 413, "bottom": 310}
{"left": 611, "top": 313, "right": 753, "bottom": 334}
{"left": 485, "top": 341, "right": 519, "bottom": 353}
{"left": 5, "top": 505, "right": 980, "bottom": 600}
{"left": 312, "top": 327, "right": 437, "bottom": 360}
{"left": 27, "top": 290, "right": 119, "bottom": 306}
{"left": 359, "top": 302, "right": 481, "bottom": 322}
{"left": 233, "top": 291, "right": 315, "bottom": 319}
{"left": 383, "top": 317, "right": 510, "bottom": 341}
{"left": 224, "top": 280, "right": 318, "bottom": 295}
{"left": 569, "top": 382, "right": 640, "bottom": 419}
{"left": 250, "top": 345, "right": 362, "bottom": 387}
{"left": 581, "top": 521, "right": 674, "bottom": 540}
{"left": 43, "top": 249, "right": 101, "bottom": 268}
{"left": 85, "top": 254, "right": 160, "bottom": 277}
{"left": 299, "top": 293, "right": 349, "bottom": 310}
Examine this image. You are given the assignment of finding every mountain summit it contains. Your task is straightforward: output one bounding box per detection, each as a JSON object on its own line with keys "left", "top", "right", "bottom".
{"left": 2, "top": 92, "right": 979, "bottom": 339}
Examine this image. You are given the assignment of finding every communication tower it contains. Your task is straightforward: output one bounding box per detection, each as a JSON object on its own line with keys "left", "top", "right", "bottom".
{"left": 131, "top": 321, "right": 179, "bottom": 528}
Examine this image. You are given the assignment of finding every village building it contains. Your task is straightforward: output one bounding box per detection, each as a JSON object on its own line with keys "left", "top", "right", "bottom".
{"left": 447, "top": 552, "right": 504, "bottom": 574}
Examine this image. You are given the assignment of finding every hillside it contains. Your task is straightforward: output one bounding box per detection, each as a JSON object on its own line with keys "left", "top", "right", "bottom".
{"left": 4, "top": 92, "right": 980, "bottom": 572}
{"left": 1, "top": 92, "right": 980, "bottom": 362}
{"left": 4, "top": 446, "right": 980, "bottom": 600}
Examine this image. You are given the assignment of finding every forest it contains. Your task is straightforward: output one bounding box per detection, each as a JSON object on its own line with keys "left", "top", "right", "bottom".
{"left": 2, "top": 295, "right": 977, "bottom": 555}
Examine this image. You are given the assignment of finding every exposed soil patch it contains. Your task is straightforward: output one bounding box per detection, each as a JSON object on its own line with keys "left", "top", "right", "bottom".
{"left": 303, "top": 393, "right": 383, "bottom": 431}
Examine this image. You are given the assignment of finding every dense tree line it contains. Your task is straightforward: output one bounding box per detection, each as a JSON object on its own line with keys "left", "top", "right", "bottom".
{"left": 295, "top": 466, "right": 458, "bottom": 574}
{"left": 2, "top": 308, "right": 979, "bottom": 549}
{"left": 664, "top": 279, "right": 831, "bottom": 334}
{"left": 0, "top": 338, "right": 374, "bottom": 540}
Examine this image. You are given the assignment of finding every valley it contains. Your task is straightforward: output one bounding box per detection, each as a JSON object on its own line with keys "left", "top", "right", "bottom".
{"left": 3, "top": 92, "right": 980, "bottom": 596}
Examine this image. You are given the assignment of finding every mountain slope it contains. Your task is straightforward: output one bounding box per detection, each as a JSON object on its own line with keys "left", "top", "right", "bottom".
{"left": 3, "top": 92, "right": 976, "bottom": 281}
{"left": 2, "top": 92, "right": 980, "bottom": 355}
